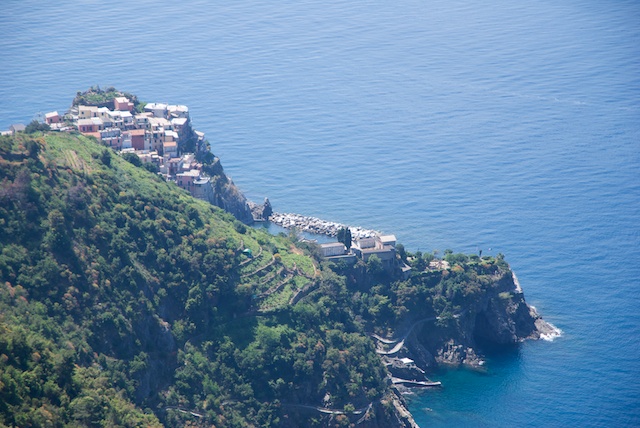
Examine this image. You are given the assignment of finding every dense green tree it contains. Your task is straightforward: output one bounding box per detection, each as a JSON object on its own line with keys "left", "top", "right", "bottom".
{"left": 121, "top": 151, "right": 142, "bottom": 167}
{"left": 24, "top": 120, "right": 50, "bottom": 134}
{"left": 0, "top": 128, "right": 519, "bottom": 427}
{"left": 366, "top": 254, "right": 384, "bottom": 276}
{"left": 337, "top": 227, "right": 352, "bottom": 250}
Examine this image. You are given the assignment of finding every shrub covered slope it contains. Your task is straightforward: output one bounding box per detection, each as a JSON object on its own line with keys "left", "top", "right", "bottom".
{"left": 0, "top": 131, "right": 549, "bottom": 427}
{"left": 0, "top": 132, "right": 398, "bottom": 427}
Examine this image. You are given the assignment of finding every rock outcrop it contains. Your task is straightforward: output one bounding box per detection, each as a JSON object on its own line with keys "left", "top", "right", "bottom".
{"left": 249, "top": 197, "right": 273, "bottom": 221}
{"left": 203, "top": 157, "right": 254, "bottom": 224}
{"left": 385, "top": 390, "right": 420, "bottom": 428}
{"left": 406, "top": 271, "right": 559, "bottom": 370}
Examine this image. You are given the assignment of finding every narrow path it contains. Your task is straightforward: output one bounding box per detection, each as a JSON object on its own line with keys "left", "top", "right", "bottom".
{"left": 239, "top": 245, "right": 263, "bottom": 267}
{"left": 391, "top": 377, "right": 442, "bottom": 387}
{"left": 165, "top": 406, "right": 203, "bottom": 418}
{"left": 373, "top": 316, "right": 438, "bottom": 355}
{"left": 282, "top": 402, "right": 372, "bottom": 416}
{"left": 260, "top": 266, "right": 284, "bottom": 285}
{"left": 370, "top": 333, "right": 396, "bottom": 344}
{"left": 289, "top": 280, "right": 318, "bottom": 305}
{"left": 355, "top": 403, "right": 374, "bottom": 425}
{"left": 242, "top": 254, "right": 275, "bottom": 277}
{"left": 372, "top": 310, "right": 466, "bottom": 355}
{"left": 258, "top": 268, "right": 294, "bottom": 299}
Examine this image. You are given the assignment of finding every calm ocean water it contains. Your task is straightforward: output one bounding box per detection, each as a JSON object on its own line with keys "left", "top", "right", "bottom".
{"left": 1, "top": 1, "right": 639, "bottom": 426}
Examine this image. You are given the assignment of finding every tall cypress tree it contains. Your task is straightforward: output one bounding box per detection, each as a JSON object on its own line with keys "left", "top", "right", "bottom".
{"left": 337, "top": 227, "right": 352, "bottom": 251}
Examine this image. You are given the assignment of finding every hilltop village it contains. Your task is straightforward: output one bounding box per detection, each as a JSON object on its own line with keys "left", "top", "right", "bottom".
{"left": 4, "top": 92, "right": 419, "bottom": 272}
{"left": 42, "top": 97, "right": 218, "bottom": 203}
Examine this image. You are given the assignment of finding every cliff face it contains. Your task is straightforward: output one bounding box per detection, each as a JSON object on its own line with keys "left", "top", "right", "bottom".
{"left": 472, "top": 272, "right": 555, "bottom": 344}
{"left": 408, "top": 271, "right": 557, "bottom": 369}
{"left": 204, "top": 158, "right": 255, "bottom": 224}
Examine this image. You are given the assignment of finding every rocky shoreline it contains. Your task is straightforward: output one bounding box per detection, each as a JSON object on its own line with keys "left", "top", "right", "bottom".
{"left": 268, "top": 211, "right": 381, "bottom": 239}
{"left": 413, "top": 272, "right": 556, "bottom": 365}
{"left": 261, "top": 206, "right": 560, "bottom": 428}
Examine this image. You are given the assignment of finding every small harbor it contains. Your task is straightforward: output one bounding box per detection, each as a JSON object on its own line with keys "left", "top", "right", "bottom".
{"left": 268, "top": 211, "right": 380, "bottom": 239}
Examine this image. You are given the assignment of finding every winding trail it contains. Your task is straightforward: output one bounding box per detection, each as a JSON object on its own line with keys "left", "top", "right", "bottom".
{"left": 239, "top": 245, "right": 263, "bottom": 266}
{"left": 260, "top": 266, "right": 284, "bottom": 285}
{"left": 165, "top": 406, "right": 203, "bottom": 418}
{"left": 391, "top": 377, "right": 442, "bottom": 387}
{"left": 242, "top": 254, "right": 275, "bottom": 277}
{"left": 215, "top": 400, "right": 374, "bottom": 423}
{"left": 373, "top": 316, "right": 438, "bottom": 355}
{"left": 258, "top": 266, "right": 295, "bottom": 299}
{"left": 372, "top": 311, "right": 465, "bottom": 355}
{"left": 282, "top": 402, "right": 372, "bottom": 416}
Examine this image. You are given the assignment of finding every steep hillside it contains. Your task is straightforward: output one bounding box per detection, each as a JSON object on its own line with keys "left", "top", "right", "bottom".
{"left": 0, "top": 132, "right": 407, "bottom": 427}
{"left": 0, "top": 131, "right": 554, "bottom": 427}
{"left": 338, "top": 255, "right": 557, "bottom": 370}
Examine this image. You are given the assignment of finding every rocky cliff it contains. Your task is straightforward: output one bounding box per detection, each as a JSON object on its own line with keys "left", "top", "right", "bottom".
{"left": 405, "top": 271, "right": 558, "bottom": 370}
{"left": 203, "top": 157, "right": 255, "bottom": 224}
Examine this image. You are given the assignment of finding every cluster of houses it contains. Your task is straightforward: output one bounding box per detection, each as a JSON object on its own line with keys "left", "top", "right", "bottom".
{"left": 321, "top": 234, "right": 417, "bottom": 277}
{"left": 320, "top": 234, "right": 409, "bottom": 274}
{"left": 69, "top": 98, "right": 199, "bottom": 155}
{"left": 4, "top": 97, "right": 411, "bottom": 274}
{"left": 36, "top": 97, "right": 215, "bottom": 204}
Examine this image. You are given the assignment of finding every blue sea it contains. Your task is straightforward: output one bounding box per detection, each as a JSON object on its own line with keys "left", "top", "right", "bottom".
{"left": 1, "top": 1, "right": 638, "bottom": 426}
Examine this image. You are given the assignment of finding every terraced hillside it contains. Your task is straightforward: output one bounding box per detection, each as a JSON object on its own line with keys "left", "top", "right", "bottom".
{"left": 0, "top": 132, "right": 407, "bottom": 427}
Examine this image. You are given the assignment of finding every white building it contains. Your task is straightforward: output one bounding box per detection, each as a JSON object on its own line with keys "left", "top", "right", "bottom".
{"left": 352, "top": 235, "right": 396, "bottom": 264}
{"left": 320, "top": 242, "right": 347, "bottom": 257}
{"left": 167, "top": 104, "right": 189, "bottom": 119}
{"left": 145, "top": 102, "right": 168, "bottom": 119}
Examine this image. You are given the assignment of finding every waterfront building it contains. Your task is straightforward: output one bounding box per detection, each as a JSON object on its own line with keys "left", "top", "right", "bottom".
{"left": 45, "top": 111, "right": 60, "bottom": 124}
{"left": 320, "top": 242, "right": 347, "bottom": 257}
{"left": 352, "top": 235, "right": 396, "bottom": 265}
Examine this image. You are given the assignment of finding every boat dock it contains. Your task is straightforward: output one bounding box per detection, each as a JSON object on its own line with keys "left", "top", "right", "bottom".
{"left": 391, "top": 377, "right": 442, "bottom": 388}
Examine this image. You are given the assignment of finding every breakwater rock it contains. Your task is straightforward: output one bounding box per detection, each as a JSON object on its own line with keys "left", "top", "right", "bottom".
{"left": 269, "top": 212, "right": 380, "bottom": 239}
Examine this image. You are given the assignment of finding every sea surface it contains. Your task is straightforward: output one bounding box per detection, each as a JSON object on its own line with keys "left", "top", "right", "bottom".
{"left": 1, "top": 1, "right": 639, "bottom": 426}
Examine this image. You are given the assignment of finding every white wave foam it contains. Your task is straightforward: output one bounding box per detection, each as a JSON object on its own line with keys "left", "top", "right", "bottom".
{"left": 540, "top": 322, "right": 563, "bottom": 342}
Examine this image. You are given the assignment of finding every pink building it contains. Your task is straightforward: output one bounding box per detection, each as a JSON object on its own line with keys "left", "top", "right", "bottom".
{"left": 176, "top": 170, "right": 201, "bottom": 190}
{"left": 114, "top": 97, "right": 134, "bottom": 112}
{"left": 129, "top": 129, "right": 147, "bottom": 151}
{"left": 45, "top": 111, "right": 60, "bottom": 124}
{"left": 77, "top": 117, "right": 103, "bottom": 133}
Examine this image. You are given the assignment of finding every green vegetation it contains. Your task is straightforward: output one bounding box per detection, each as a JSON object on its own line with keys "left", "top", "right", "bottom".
{"left": 72, "top": 86, "right": 140, "bottom": 109}
{"left": 25, "top": 120, "right": 51, "bottom": 134}
{"left": 0, "top": 128, "right": 518, "bottom": 426}
{"left": 330, "top": 247, "right": 512, "bottom": 334}
{"left": 336, "top": 227, "right": 352, "bottom": 251}
{"left": 0, "top": 133, "right": 396, "bottom": 427}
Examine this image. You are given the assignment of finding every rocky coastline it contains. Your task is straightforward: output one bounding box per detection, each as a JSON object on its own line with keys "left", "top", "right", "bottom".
{"left": 261, "top": 204, "right": 560, "bottom": 411}
{"left": 267, "top": 211, "right": 381, "bottom": 239}
{"left": 372, "top": 270, "right": 560, "bottom": 393}
{"left": 237, "top": 200, "right": 560, "bottom": 428}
